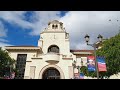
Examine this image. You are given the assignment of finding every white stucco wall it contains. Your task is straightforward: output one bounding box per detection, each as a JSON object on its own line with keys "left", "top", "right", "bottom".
{"left": 109, "top": 73, "right": 120, "bottom": 79}
{"left": 38, "top": 32, "right": 70, "bottom": 54}
{"left": 8, "top": 51, "right": 37, "bottom": 61}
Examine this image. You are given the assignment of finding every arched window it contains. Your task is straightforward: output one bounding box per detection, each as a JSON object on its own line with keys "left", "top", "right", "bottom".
{"left": 55, "top": 25, "right": 58, "bottom": 29}
{"left": 48, "top": 45, "right": 59, "bottom": 53}
{"left": 52, "top": 24, "right": 58, "bottom": 29}
{"left": 52, "top": 25, "right": 55, "bottom": 29}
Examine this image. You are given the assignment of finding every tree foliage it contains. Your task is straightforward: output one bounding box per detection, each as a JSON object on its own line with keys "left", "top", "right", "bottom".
{"left": 81, "top": 33, "right": 120, "bottom": 78}
{"left": 0, "top": 48, "right": 15, "bottom": 78}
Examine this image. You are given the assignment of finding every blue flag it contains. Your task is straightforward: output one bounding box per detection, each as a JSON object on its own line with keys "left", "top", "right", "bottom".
{"left": 80, "top": 73, "right": 84, "bottom": 79}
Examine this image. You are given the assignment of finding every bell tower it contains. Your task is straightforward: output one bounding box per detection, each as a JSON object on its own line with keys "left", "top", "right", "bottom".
{"left": 38, "top": 20, "right": 70, "bottom": 54}
{"left": 45, "top": 20, "right": 64, "bottom": 32}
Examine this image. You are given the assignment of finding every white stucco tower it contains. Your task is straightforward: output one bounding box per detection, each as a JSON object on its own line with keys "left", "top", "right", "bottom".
{"left": 37, "top": 20, "right": 76, "bottom": 79}
{"left": 38, "top": 20, "right": 70, "bottom": 54}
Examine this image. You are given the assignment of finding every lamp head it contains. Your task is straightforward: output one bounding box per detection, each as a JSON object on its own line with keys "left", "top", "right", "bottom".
{"left": 97, "top": 34, "right": 103, "bottom": 42}
{"left": 84, "top": 34, "right": 90, "bottom": 43}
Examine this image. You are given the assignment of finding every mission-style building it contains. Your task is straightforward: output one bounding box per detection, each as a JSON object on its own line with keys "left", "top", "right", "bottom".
{"left": 5, "top": 20, "right": 94, "bottom": 79}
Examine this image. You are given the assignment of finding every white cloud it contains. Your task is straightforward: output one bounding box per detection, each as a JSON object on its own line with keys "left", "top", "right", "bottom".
{"left": 59, "top": 11, "right": 120, "bottom": 50}
{"left": 0, "top": 11, "right": 61, "bottom": 35}
{"left": 0, "top": 38, "right": 9, "bottom": 43}
{"left": 28, "top": 11, "right": 61, "bottom": 35}
{"left": 0, "top": 18, "right": 10, "bottom": 49}
{"left": 0, "top": 42, "right": 12, "bottom": 47}
{"left": 0, "top": 42, "right": 13, "bottom": 50}
{"left": 0, "top": 11, "right": 61, "bottom": 49}
{"left": 0, "top": 11, "right": 33, "bottom": 30}
{"left": 0, "top": 21, "right": 7, "bottom": 37}
{"left": 0, "top": 11, "right": 120, "bottom": 50}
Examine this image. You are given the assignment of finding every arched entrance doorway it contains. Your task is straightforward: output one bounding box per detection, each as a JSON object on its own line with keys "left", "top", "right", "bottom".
{"left": 39, "top": 65, "right": 65, "bottom": 79}
{"left": 42, "top": 67, "right": 60, "bottom": 79}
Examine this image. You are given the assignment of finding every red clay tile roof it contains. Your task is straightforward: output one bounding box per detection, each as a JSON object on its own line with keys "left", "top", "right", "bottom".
{"left": 6, "top": 45, "right": 36, "bottom": 47}
{"left": 70, "top": 50, "right": 94, "bottom": 53}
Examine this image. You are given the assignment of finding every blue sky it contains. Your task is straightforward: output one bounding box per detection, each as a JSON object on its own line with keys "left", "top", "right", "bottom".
{"left": 3, "top": 11, "right": 66, "bottom": 46}
{"left": 1, "top": 19, "right": 37, "bottom": 46}
{"left": 0, "top": 11, "right": 120, "bottom": 50}
{"left": 0, "top": 11, "right": 66, "bottom": 47}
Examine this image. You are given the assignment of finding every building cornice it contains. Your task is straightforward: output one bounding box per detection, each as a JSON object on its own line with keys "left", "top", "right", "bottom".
{"left": 5, "top": 46, "right": 41, "bottom": 51}
{"left": 70, "top": 50, "right": 94, "bottom": 55}
{"left": 40, "top": 31, "right": 66, "bottom": 34}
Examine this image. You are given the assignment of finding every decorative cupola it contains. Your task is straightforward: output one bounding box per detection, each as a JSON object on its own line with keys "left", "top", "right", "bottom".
{"left": 46, "top": 20, "right": 65, "bottom": 31}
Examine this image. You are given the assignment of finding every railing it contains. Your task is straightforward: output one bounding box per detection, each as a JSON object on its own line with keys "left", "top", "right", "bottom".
{"left": 44, "top": 52, "right": 60, "bottom": 63}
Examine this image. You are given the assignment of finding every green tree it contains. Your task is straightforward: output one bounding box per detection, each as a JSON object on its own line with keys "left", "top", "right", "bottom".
{"left": 0, "top": 47, "right": 15, "bottom": 78}
{"left": 81, "top": 33, "right": 120, "bottom": 79}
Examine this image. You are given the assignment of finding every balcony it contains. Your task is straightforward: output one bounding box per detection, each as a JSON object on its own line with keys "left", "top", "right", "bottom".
{"left": 44, "top": 52, "right": 60, "bottom": 63}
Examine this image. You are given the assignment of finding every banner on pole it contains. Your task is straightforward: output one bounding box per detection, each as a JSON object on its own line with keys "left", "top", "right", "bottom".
{"left": 80, "top": 73, "right": 84, "bottom": 79}
{"left": 97, "top": 56, "right": 107, "bottom": 72}
{"left": 87, "top": 56, "right": 96, "bottom": 71}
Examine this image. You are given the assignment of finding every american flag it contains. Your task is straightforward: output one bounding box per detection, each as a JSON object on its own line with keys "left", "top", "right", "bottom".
{"left": 97, "top": 56, "right": 107, "bottom": 72}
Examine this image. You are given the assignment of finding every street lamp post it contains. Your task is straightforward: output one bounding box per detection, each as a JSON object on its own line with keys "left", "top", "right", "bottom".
{"left": 84, "top": 34, "right": 103, "bottom": 79}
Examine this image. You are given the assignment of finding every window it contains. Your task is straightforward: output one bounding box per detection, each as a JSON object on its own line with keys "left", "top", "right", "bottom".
{"left": 52, "top": 25, "right": 55, "bottom": 29}
{"left": 48, "top": 45, "right": 59, "bottom": 53}
{"left": 52, "top": 24, "right": 58, "bottom": 29}
{"left": 65, "top": 33, "right": 69, "bottom": 39}
{"left": 15, "top": 54, "right": 27, "bottom": 79}
{"left": 55, "top": 25, "right": 58, "bottom": 29}
{"left": 42, "top": 68, "right": 60, "bottom": 79}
